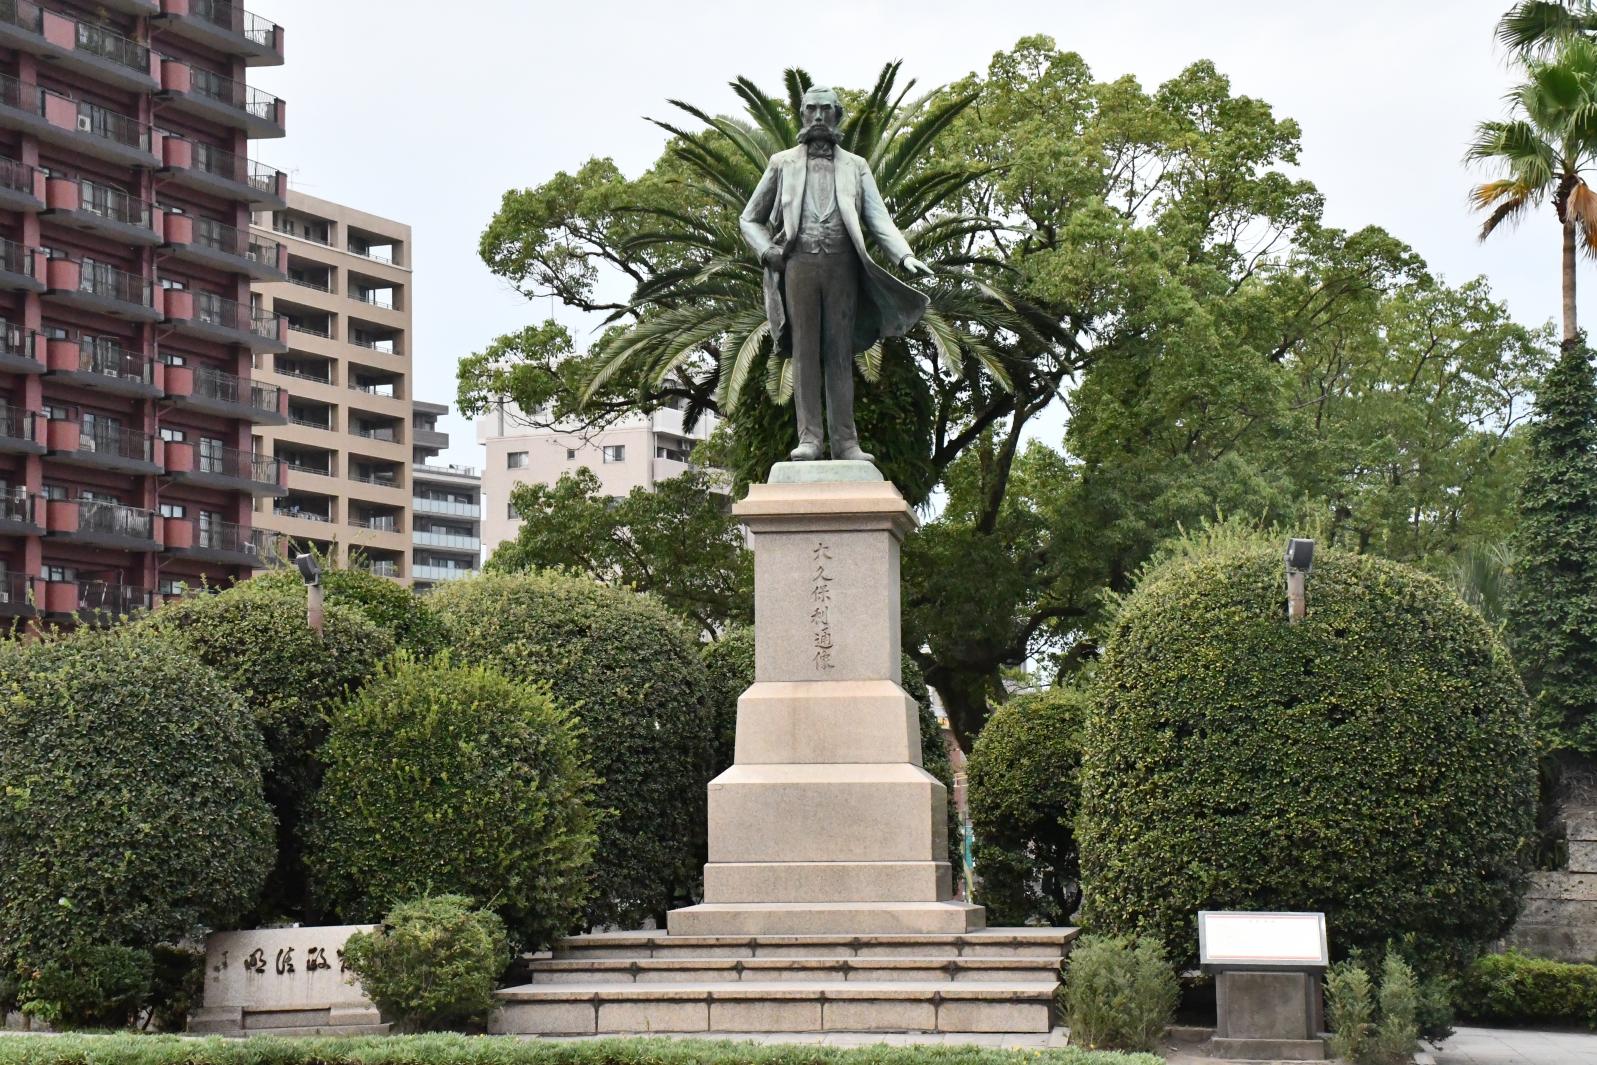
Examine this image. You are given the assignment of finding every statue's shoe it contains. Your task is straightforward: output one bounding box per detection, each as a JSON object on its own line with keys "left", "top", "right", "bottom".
{"left": 834, "top": 446, "right": 875, "bottom": 462}
{"left": 789, "top": 442, "right": 823, "bottom": 461}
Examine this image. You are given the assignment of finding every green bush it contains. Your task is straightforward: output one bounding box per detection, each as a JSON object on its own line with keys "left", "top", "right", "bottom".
{"left": 307, "top": 657, "right": 597, "bottom": 946}
{"left": 14, "top": 944, "right": 152, "bottom": 1030}
{"left": 429, "top": 572, "right": 716, "bottom": 929}
{"left": 342, "top": 895, "right": 510, "bottom": 1032}
{"left": 1061, "top": 934, "right": 1177, "bottom": 1052}
{"left": 1327, "top": 955, "right": 1422, "bottom": 1065}
{"left": 1079, "top": 542, "right": 1537, "bottom": 967}
{"left": 0, "top": 1034, "right": 1162, "bottom": 1065}
{"left": 0, "top": 627, "right": 273, "bottom": 995}
{"left": 1456, "top": 950, "right": 1597, "bottom": 1028}
{"left": 967, "top": 688, "right": 1086, "bottom": 925}
{"left": 147, "top": 945, "right": 205, "bottom": 1033}
{"left": 144, "top": 581, "right": 394, "bottom": 920}
{"left": 252, "top": 564, "right": 449, "bottom": 657}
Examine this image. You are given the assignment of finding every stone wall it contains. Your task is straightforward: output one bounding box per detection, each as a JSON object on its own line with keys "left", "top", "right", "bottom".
{"left": 1506, "top": 811, "right": 1597, "bottom": 963}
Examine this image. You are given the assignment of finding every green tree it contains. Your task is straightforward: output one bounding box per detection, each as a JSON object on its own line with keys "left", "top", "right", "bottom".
{"left": 488, "top": 467, "right": 751, "bottom": 636}
{"left": 252, "top": 562, "right": 449, "bottom": 656}
{"left": 1509, "top": 342, "right": 1597, "bottom": 754}
{"left": 1498, "top": 1, "right": 1597, "bottom": 55}
{"left": 1469, "top": 36, "right": 1597, "bottom": 342}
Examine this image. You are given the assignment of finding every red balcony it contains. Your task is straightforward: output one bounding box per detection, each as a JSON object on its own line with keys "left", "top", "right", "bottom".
{"left": 162, "top": 516, "right": 276, "bottom": 567}
{"left": 46, "top": 417, "right": 161, "bottom": 475}
{"left": 0, "top": 79, "right": 161, "bottom": 169}
{"left": 0, "top": 405, "right": 45, "bottom": 455}
{"left": 42, "top": 579, "right": 152, "bottom": 622}
{"left": 0, "top": 328, "right": 43, "bottom": 375}
{"left": 0, "top": 2, "right": 159, "bottom": 92}
{"left": 162, "top": 214, "right": 286, "bottom": 280}
{"left": 162, "top": 289, "right": 286, "bottom": 352}
{"left": 47, "top": 497, "right": 160, "bottom": 551}
{"left": 43, "top": 258, "right": 160, "bottom": 322}
{"left": 0, "top": 572, "right": 37, "bottom": 620}
{"left": 158, "top": 61, "right": 285, "bottom": 138}
{"left": 154, "top": 0, "right": 283, "bottom": 66}
{"left": 163, "top": 363, "right": 286, "bottom": 424}
{"left": 0, "top": 487, "right": 43, "bottom": 536}
{"left": 42, "top": 176, "right": 161, "bottom": 246}
{"left": 0, "top": 237, "right": 43, "bottom": 294}
{"left": 158, "top": 138, "right": 286, "bottom": 209}
{"left": 44, "top": 337, "right": 161, "bottom": 399}
{"left": 164, "top": 440, "right": 284, "bottom": 496}
{"left": 0, "top": 157, "right": 43, "bottom": 213}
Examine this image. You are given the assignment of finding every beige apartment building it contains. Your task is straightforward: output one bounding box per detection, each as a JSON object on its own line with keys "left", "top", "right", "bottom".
{"left": 476, "top": 399, "right": 721, "bottom": 558}
{"left": 250, "top": 190, "right": 412, "bottom": 579}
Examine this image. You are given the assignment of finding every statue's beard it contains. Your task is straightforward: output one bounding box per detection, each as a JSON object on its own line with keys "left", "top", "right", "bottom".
{"left": 799, "top": 122, "right": 840, "bottom": 145}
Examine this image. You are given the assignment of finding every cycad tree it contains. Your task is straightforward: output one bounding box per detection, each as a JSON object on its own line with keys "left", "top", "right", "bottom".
{"left": 1469, "top": 37, "right": 1597, "bottom": 342}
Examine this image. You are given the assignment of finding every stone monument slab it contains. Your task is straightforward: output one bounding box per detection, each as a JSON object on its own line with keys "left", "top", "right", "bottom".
{"left": 190, "top": 925, "right": 385, "bottom": 1036}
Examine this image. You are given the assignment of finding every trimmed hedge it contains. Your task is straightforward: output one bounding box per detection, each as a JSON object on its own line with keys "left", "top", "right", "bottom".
{"left": 0, "top": 1036, "right": 1160, "bottom": 1065}
{"left": 0, "top": 627, "right": 273, "bottom": 982}
{"left": 1456, "top": 951, "right": 1597, "bottom": 1028}
{"left": 343, "top": 895, "right": 511, "bottom": 1032}
{"left": 427, "top": 572, "right": 716, "bottom": 930}
{"left": 967, "top": 688, "right": 1086, "bottom": 925}
{"left": 252, "top": 565, "right": 449, "bottom": 656}
{"left": 307, "top": 658, "right": 597, "bottom": 947}
{"left": 1079, "top": 543, "right": 1537, "bottom": 967}
{"left": 143, "top": 581, "right": 394, "bottom": 920}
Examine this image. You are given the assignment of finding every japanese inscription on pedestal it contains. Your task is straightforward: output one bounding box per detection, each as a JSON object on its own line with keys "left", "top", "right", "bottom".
{"left": 811, "top": 539, "right": 835, "bottom": 671}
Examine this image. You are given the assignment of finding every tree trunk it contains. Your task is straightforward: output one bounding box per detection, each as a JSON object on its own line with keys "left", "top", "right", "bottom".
{"left": 1565, "top": 217, "right": 1579, "bottom": 343}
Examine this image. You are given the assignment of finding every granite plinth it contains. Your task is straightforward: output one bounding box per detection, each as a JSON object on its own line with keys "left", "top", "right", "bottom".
{"left": 768, "top": 459, "right": 884, "bottom": 484}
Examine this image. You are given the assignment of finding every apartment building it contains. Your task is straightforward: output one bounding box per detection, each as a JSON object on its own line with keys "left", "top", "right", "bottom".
{"left": 410, "top": 399, "right": 479, "bottom": 591}
{"left": 249, "top": 190, "right": 413, "bottom": 580}
{"left": 0, "top": 0, "right": 290, "bottom": 623}
{"left": 476, "top": 399, "right": 720, "bottom": 557}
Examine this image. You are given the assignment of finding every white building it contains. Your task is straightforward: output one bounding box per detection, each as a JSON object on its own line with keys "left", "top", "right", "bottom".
{"left": 476, "top": 400, "right": 721, "bottom": 557}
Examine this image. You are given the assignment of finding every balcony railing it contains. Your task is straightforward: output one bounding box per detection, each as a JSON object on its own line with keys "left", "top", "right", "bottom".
{"left": 80, "top": 423, "right": 153, "bottom": 462}
{"left": 75, "top": 21, "right": 149, "bottom": 73}
{"left": 350, "top": 290, "right": 394, "bottom": 309}
{"left": 79, "top": 259, "right": 152, "bottom": 307}
{"left": 350, "top": 335, "right": 398, "bottom": 353}
{"left": 274, "top": 367, "right": 330, "bottom": 385}
{"left": 413, "top": 530, "right": 480, "bottom": 550}
{"left": 0, "top": 236, "right": 32, "bottom": 277}
{"left": 351, "top": 425, "right": 398, "bottom": 443}
{"left": 414, "top": 497, "right": 481, "bottom": 518}
{"left": 412, "top": 563, "right": 477, "bottom": 583}
{"left": 188, "top": 68, "right": 277, "bottom": 121}
{"left": 285, "top": 276, "right": 329, "bottom": 292}
{"left": 192, "top": 366, "right": 280, "bottom": 415}
{"left": 273, "top": 503, "right": 330, "bottom": 523}
{"left": 191, "top": 142, "right": 281, "bottom": 194}
{"left": 0, "top": 405, "right": 32, "bottom": 442}
{"left": 281, "top": 460, "right": 332, "bottom": 476}
{"left": 192, "top": 0, "right": 278, "bottom": 48}
{"left": 0, "top": 156, "right": 35, "bottom": 197}
{"left": 247, "top": 239, "right": 279, "bottom": 270}
{"left": 0, "top": 0, "right": 43, "bottom": 35}
{"left": 286, "top": 321, "right": 329, "bottom": 338}
{"left": 194, "top": 519, "right": 272, "bottom": 558}
{"left": 77, "top": 337, "right": 151, "bottom": 383}
{"left": 198, "top": 444, "right": 278, "bottom": 485}
{"left": 79, "top": 179, "right": 151, "bottom": 228}
{"left": 288, "top": 415, "right": 331, "bottom": 430}
{"left": 73, "top": 98, "right": 149, "bottom": 150}
{"left": 367, "top": 560, "right": 399, "bottom": 578}
{"left": 350, "top": 516, "right": 400, "bottom": 532}
{"left": 350, "top": 381, "right": 397, "bottom": 397}
{"left": 349, "top": 470, "right": 400, "bottom": 487}
{"left": 76, "top": 580, "right": 148, "bottom": 616}
{"left": 78, "top": 498, "right": 154, "bottom": 540}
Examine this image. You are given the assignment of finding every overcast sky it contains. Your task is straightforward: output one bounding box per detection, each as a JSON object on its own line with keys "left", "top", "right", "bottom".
{"left": 251, "top": 0, "right": 1565, "bottom": 470}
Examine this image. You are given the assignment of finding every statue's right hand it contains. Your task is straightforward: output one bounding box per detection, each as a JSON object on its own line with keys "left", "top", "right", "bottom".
{"left": 761, "top": 247, "right": 785, "bottom": 273}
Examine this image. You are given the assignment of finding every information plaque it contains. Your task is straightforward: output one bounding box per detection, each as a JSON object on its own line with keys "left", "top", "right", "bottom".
{"left": 1198, "top": 911, "right": 1329, "bottom": 971}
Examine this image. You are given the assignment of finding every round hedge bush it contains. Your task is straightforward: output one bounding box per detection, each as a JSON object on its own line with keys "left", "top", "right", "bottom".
{"left": 252, "top": 565, "right": 448, "bottom": 656}
{"left": 0, "top": 627, "right": 274, "bottom": 975}
{"left": 307, "top": 657, "right": 596, "bottom": 946}
{"left": 429, "top": 572, "right": 715, "bottom": 929}
{"left": 143, "top": 580, "right": 393, "bottom": 919}
{"left": 1078, "top": 543, "right": 1537, "bottom": 967}
{"left": 342, "top": 895, "right": 511, "bottom": 1033}
{"left": 967, "top": 687, "right": 1086, "bottom": 926}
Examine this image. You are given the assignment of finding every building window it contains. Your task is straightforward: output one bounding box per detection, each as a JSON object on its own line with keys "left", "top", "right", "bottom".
{"left": 42, "top": 484, "right": 66, "bottom": 501}
{"left": 507, "top": 501, "right": 520, "bottom": 519}
{"left": 158, "top": 577, "right": 189, "bottom": 597}
{"left": 161, "top": 352, "right": 187, "bottom": 366}
{"left": 199, "top": 436, "right": 226, "bottom": 474}
{"left": 603, "top": 445, "right": 626, "bottom": 463}
{"left": 42, "top": 565, "right": 74, "bottom": 582}
{"left": 566, "top": 448, "right": 577, "bottom": 460}
{"left": 159, "top": 502, "right": 186, "bottom": 519}
{"left": 507, "top": 451, "right": 528, "bottom": 469}
{"left": 159, "top": 427, "right": 187, "bottom": 443}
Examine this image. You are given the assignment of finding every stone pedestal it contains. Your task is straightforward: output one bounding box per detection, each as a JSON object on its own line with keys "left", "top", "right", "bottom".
{"left": 191, "top": 925, "right": 386, "bottom": 1037}
{"left": 1212, "top": 971, "right": 1325, "bottom": 1061}
{"left": 668, "top": 463, "right": 984, "bottom": 936}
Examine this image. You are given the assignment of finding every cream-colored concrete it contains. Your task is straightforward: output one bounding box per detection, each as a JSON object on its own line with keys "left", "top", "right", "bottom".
{"left": 733, "top": 681, "right": 923, "bottom": 764}
{"left": 667, "top": 902, "right": 986, "bottom": 936}
{"left": 702, "top": 861, "right": 952, "bottom": 903}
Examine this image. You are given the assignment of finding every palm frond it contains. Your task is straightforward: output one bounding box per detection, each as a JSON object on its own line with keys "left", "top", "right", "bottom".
{"left": 1498, "top": 0, "right": 1597, "bottom": 54}
{"left": 765, "top": 351, "right": 793, "bottom": 404}
{"left": 719, "top": 317, "right": 771, "bottom": 410}
{"left": 784, "top": 68, "right": 812, "bottom": 126}
{"left": 855, "top": 341, "right": 884, "bottom": 384}
{"left": 732, "top": 76, "right": 797, "bottom": 144}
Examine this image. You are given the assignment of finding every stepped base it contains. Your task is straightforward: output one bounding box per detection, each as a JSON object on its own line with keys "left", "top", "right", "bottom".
{"left": 668, "top": 901, "right": 985, "bottom": 936}
{"left": 491, "top": 929, "right": 1076, "bottom": 1036}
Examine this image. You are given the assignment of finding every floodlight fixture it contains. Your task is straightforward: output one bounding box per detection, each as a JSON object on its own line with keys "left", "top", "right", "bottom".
{"left": 1285, "top": 538, "right": 1315, "bottom": 573}
{"left": 295, "top": 552, "right": 321, "bottom": 587}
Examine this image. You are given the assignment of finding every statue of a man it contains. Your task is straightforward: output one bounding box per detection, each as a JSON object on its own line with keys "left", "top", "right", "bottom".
{"left": 740, "top": 86, "right": 934, "bottom": 463}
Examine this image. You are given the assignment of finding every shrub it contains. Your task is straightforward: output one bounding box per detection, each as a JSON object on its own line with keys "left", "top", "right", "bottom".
{"left": 14, "top": 945, "right": 153, "bottom": 1030}
{"left": 0, "top": 1033, "right": 1164, "bottom": 1065}
{"left": 0, "top": 627, "right": 273, "bottom": 986}
{"left": 1079, "top": 542, "right": 1537, "bottom": 967}
{"left": 428, "top": 571, "right": 716, "bottom": 929}
{"left": 143, "top": 581, "right": 394, "bottom": 920}
{"left": 967, "top": 688, "right": 1086, "bottom": 925}
{"left": 342, "top": 895, "right": 510, "bottom": 1033}
{"left": 1456, "top": 950, "right": 1597, "bottom": 1028}
{"left": 1061, "top": 934, "right": 1177, "bottom": 1052}
{"left": 1327, "top": 955, "right": 1422, "bottom": 1065}
{"left": 252, "top": 565, "right": 449, "bottom": 657}
{"left": 307, "top": 657, "right": 596, "bottom": 946}
{"left": 147, "top": 945, "right": 205, "bottom": 1033}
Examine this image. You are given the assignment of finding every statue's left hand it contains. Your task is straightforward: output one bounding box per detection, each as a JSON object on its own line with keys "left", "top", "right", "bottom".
{"left": 900, "top": 255, "right": 935, "bottom": 278}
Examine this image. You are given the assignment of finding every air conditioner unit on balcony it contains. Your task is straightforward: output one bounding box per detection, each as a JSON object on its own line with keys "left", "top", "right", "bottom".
{"left": 75, "top": 115, "right": 92, "bottom": 133}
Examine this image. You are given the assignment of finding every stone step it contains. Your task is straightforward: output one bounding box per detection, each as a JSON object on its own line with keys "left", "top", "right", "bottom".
{"left": 546, "top": 927, "right": 1078, "bottom": 961}
{"left": 526, "top": 955, "right": 1063, "bottom": 985}
{"left": 490, "top": 979, "right": 1060, "bottom": 1035}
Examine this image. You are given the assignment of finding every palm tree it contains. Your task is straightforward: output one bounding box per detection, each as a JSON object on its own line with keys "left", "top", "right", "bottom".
{"left": 1498, "top": 0, "right": 1597, "bottom": 55}
{"left": 1469, "top": 37, "right": 1597, "bottom": 342}
{"left": 579, "top": 64, "right": 1059, "bottom": 429}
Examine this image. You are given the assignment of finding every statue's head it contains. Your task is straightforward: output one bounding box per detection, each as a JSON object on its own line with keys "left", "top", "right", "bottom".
{"left": 800, "top": 86, "right": 844, "bottom": 134}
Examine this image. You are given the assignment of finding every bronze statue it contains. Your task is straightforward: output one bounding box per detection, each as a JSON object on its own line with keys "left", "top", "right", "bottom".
{"left": 740, "top": 86, "right": 933, "bottom": 463}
